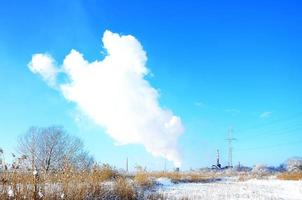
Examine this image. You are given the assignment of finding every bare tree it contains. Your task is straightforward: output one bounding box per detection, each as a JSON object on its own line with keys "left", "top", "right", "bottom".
{"left": 18, "top": 126, "right": 94, "bottom": 172}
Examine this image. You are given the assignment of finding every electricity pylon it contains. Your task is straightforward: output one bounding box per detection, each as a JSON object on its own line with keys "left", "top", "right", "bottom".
{"left": 227, "top": 127, "right": 236, "bottom": 168}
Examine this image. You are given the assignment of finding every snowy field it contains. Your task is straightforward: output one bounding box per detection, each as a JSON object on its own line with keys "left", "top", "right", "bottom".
{"left": 154, "top": 178, "right": 302, "bottom": 200}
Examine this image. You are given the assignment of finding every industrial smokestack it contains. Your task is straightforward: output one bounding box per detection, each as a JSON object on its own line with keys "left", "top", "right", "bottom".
{"left": 216, "top": 149, "right": 221, "bottom": 168}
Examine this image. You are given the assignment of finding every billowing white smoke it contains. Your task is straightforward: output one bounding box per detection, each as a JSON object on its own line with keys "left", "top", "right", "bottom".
{"left": 28, "top": 30, "right": 184, "bottom": 166}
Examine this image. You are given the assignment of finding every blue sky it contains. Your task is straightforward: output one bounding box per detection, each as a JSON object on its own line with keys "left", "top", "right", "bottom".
{"left": 0, "top": 0, "right": 301, "bottom": 170}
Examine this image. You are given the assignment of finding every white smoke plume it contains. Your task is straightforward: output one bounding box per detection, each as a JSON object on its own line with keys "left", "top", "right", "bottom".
{"left": 28, "top": 30, "right": 184, "bottom": 166}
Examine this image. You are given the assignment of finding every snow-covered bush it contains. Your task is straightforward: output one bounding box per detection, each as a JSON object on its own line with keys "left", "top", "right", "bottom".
{"left": 286, "top": 157, "right": 302, "bottom": 172}
{"left": 252, "top": 164, "right": 269, "bottom": 174}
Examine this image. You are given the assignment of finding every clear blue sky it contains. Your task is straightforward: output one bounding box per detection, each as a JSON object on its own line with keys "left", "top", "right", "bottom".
{"left": 0, "top": 0, "right": 301, "bottom": 170}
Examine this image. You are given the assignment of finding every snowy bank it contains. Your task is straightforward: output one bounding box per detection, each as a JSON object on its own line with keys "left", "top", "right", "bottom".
{"left": 154, "top": 178, "right": 302, "bottom": 200}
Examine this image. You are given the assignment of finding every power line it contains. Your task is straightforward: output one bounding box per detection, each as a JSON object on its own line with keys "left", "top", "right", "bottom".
{"left": 237, "top": 111, "right": 302, "bottom": 134}
{"left": 236, "top": 140, "right": 302, "bottom": 151}
{"left": 220, "top": 112, "right": 302, "bottom": 161}
{"left": 235, "top": 112, "right": 302, "bottom": 145}
{"left": 236, "top": 126, "right": 302, "bottom": 151}
{"left": 241, "top": 124, "right": 302, "bottom": 139}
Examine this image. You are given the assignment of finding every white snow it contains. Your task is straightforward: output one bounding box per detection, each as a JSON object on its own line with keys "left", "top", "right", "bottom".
{"left": 7, "top": 187, "right": 14, "bottom": 197}
{"left": 155, "top": 178, "right": 302, "bottom": 200}
{"left": 38, "top": 190, "right": 44, "bottom": 198}
{"left": 156, "top": 178, "right": 174, "bottom": 187}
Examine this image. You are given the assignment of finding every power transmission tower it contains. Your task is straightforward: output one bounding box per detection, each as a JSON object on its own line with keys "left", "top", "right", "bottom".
{"left": 227, "top": 127, "right": 236, "bottom": 168}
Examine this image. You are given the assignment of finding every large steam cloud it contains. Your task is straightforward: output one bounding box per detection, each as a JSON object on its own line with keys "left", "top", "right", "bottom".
{"left": 28, "top": 30, "right": 184, "bottom": 166}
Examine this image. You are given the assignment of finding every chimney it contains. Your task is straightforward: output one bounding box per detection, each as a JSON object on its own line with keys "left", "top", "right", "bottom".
{"left": 216, "top": 149, "right": 221, "bottom": 168}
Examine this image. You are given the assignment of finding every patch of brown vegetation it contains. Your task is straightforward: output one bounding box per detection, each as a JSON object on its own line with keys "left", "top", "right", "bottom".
{"left": 113, "top": 177, "right": 137, "bottom": 200}
{"left": 277, "top": 172, "right": 302, "bottom": 180}
{"left": 151, "top": 171, "right": 217, "bottom": 183}
{"left": 134, "top": 171, "right": 154, "bottom": 188}
{"left": 0, "top": 163, "right": 126, "bottom": 200}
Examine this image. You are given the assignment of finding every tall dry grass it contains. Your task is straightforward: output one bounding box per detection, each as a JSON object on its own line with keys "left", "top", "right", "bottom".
{"left": 134, "top": 170, "right": 154, "bottom": 188}
{"left": 113, "top": 177, "right": 137, "bottom": 200}
{"left": 151, "top": 171, "right": 217, "bottom": 183}
{"left": 0, "top": 163, "right": 137, "bottom": 200}
{"left": 277, "top": 172, "right": 302, "bottom": 180}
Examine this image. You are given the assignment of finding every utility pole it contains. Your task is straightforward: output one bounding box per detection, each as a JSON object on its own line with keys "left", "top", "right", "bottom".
{"left": 126, "top": 157, "right": 128, "bottom": 173}
{"left": 227, "top": 127, "right": 236, "bottom": 168}
{"left": 0, "top": 148, "right": 4, "bottom": 171}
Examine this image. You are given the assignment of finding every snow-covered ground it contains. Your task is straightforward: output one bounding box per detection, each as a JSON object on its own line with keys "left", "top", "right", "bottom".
{"left": 154, "top": 178, "right": 302, "bottom": 200}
